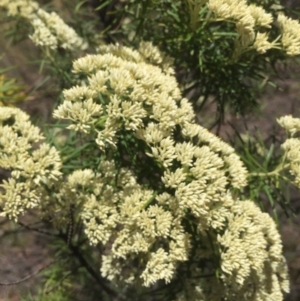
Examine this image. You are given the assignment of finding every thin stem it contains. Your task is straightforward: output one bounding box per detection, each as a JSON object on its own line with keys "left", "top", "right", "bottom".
{"left": 67, "top": 205, "right": 74, "bottom": 247}
{"left": 0, "top": 261, "right": 55, "bottom": 286}
{"left": 18, "top": 221, "right": 59, "bottom": 237}
{"left": 249, "top": 145, "right": 289, "bottom": 178}
{"left": 59, "top": 232, "right": 119, "bottom": 299}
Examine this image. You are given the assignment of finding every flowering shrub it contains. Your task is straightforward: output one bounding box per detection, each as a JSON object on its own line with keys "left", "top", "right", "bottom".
{"left": 111, "top": 0, "right": 300, "bottom": 115}
{"left": 0, "top": 1, "right": 299, "bottom": 300}
{"left": 0, "top": 0, "right": 87, "bottom": 50}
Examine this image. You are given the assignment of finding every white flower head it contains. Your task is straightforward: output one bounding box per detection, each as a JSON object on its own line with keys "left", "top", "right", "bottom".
{"left": 278, "top": 13, "right": 300, "bottom": 56}
{"left": 277, "top": 115, "right": 300, "bottom": 136}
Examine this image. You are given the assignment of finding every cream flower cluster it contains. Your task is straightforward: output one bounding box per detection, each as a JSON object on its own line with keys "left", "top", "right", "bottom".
{"left": 174, "top": 203, "right": 289, "bottom": 301}
{"left": 53, "top": 42, "right": 288, "bottom": 299}
{"left": 0, "top": 107, "right": 62, "bottom": 221}
{"left": 277, "top": 13, "right": 300, "bottom": 56}
{"left": 207, "top": 0, "right": 300, "bottom": 56}
{"left": 78, "top": 162, "right": 190, "bottom": 287}
{"left": 0, "top": 0, "right": 87, "bottom": 50}
{"left": 278, "top": 116, "right": 300, "bottom": 187}
{"left": 278, "top": 115, "right": 300, "bottom": 136}
{"left": 174, "top": 201, "right": 289, "bottom": 301}
{"left": 208, "top": 0, "right": 273, "bottom": 55}
{"left": 217, "top": 200, "right": 289, "bottom": 300}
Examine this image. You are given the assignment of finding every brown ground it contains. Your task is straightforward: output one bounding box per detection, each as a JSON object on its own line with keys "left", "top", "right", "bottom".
{"left": 0, "top": 216, "right": 51, "bottom": 300}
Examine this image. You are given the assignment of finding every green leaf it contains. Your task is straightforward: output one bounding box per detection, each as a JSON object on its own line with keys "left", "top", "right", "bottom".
{"left": 263, "top": 143, "right": 274, "bottom": 169}
{"left": 75, "top": 0, "right": 89, "bottom": 12}
{"left": 263, "top": 185, "right": 274, "bottom": 207}
{"left": 95, "top": 0, "right": 112, "bottom": 11}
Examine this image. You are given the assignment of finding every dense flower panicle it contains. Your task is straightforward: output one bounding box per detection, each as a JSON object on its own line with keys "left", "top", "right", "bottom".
{"left": 55, "top": 42, "right": 248, "bottom": 189}
{"left": 253, "top": 32, "right": 273, "bottom": 53}
{"left": 223, "top": 153, "right": 249, "bottom": 188}
{"left": 68, "top": 169, "right": 95, "bottom": 188}
{"left": 0, "top": 108, "right": 43, "bottom": 169}
{"left": 248, "top": 4, "right": 273, "bottom": 28}
{"left": 277, "top": 115, "right": 300, "bottom": 136}
{"left": 52, "top": 42, "right": 289, "bottom": 298}
{"left": 218, "top": 201, "right": 288, "bottom": 296}
{"left": 0, "top": 0, "right": 87, "bottom": 50}
{"left": 0, "top": 0, "right": 38, "bottom": 16}
{"left": 0, "top": 107, "right": 62, "bottom": 220}
{"left": 78, "top": 162, "right": 191, "bottom": 286}
{"left": 207, "top": 0, "right": 300, "bottom": 57}
{"left": 63, "top": 86, "right": 98, "bottom": 102}
{"left": 0, "top": 179, "right": 41, "bottom": 219}
{"left": 207, "top": 0, "right": 249, "bottom": 21}
{"left": 141, "top": 248, "right": 175, "bottom": 286}
{"left": 55, "top": 46, "right": 183, "bottom": 152}
{"left": 278, "top": 115, "right": 300, "bottom": 187}
{"left": 30, "top": 18, "right": 58, "bottom": 49}
{"left": 173, "top": 198, "right": 289, "bottom": 301}
{"left": 138, "top": 41, "right": 175, "bottom": 75}
{"left": 281, "top": 138, "right": 300, "bottom": 186}
{"left": 82, "top": 193, "right": 119, "bottom": 245}
{"left": 0, "top": 41, "right": 285, "bottom": 299}
{"left": 281, "top": 138, "right": 300, "bottom": 164}
{"left": 278, "top": 13, "right": 300, "bottom": 56}
{"left": 53, "top": 98, "right": 103, "bottom": 133}
{"left": 0, "top": 42, "right": 288, "bottom": 300}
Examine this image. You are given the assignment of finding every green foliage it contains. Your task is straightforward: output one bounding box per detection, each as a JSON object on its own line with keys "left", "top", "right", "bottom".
{"left": 22, "top": 287, "right": 71, "bottom": 301}
{"left": 0, "top": 57, "right": 28, "bottom": 106}
{"left": 101, "top": 0, "right": 288, "bottom": 118}
{"left": 230, "top": 127, "right": 295, "bottom": 221}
